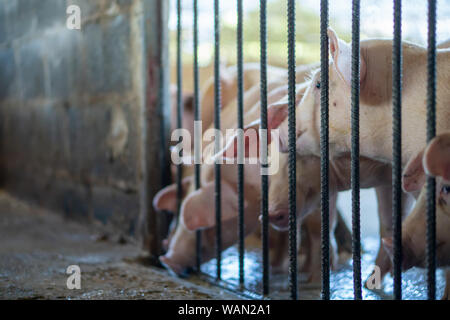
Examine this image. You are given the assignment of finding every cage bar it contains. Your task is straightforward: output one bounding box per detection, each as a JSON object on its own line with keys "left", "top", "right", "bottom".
{"left": 175, "top": 0, "right": 183, "bottom": 234}
{"left": 287, "top": 0, "right": 298, "bottom": 301}
{"left": 320, "top": 0, "right": 330, "bottom": 301}
{"left": 351, "top": 0, "right": 362, "bottom": 300}
{"left": 236, "top": 0, "right": 245, "bottom": 286}
{"left": 193, "top": 0, "right": 202, "bottom": 272}
{"left": 214, "top": 0, "right": 223, "bottom": 281}
{"left": 426, "top": 0, "right": 437, "bottom": 301}
{"left": 143, "top": 0, "right": 172, "bottom": 259}
{"left": 166, "top": 0, "right": 439, "bottom": 302}
{"left": 392, "top": 0, "right": 403, "bottom": 300}
{"left": 259, "top": 0, "right": 270, "bottom": 296}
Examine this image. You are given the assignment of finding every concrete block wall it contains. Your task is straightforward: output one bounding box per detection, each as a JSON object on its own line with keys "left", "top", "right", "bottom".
{"left": 0, "top": 0, "right": 171, "bottom": 247}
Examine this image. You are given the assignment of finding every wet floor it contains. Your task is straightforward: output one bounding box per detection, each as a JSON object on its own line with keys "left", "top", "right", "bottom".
{"left": 201, "top": 237, "right": 446, "bottom": 300}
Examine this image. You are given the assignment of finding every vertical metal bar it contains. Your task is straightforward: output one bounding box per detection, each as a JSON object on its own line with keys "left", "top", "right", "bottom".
{"left": 158, "top": 2, "right": 172, "bottom": 192}
{"left": 214, "top": 0, "right": 222, "bottom": 281}
{"left": 236, "top": 0, "right": 245, "bottom": 286}
{"left": 392, "top": 0, "right": 403, "bottom": 301}
{"left": 351, "top": 0, "right": 362, "bottom": 300}
{"left": 320, "top": 0, "right": 330, "bottom": 301}
{"left": 193, "top": 0, "right": 202, "bottom": 272}
{"left": 176, "top": 0, "right": 183, "bottom": 232}
{"left": 140, "top": 0, "right": 171, "bottom": 258}
{"left": 426, "top": 0, "right": 437, "bottom": 301}
{"left": 287, "top": 0, "right": 297, "bottom": 301}
{"left": 259, "top": 0, "right": 269, "bottom": 296}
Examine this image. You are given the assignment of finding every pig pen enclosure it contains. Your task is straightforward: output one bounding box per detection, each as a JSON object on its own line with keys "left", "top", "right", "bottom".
{"left": 0, "top": 0, "right": 449, "bottom": 300}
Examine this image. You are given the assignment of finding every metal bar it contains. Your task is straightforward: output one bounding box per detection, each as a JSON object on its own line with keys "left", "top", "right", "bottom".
{"left": 176, "top": 0, "right": 183, "bottom": 231}
{"left": 392, "top": 0, "right": 403, "bottom": 301}
{"left": 426, "top": 0, "right": 437, "bottom": 301}
{"left": 319, "top": 0, "right": 330, "bottom": 301}
{"left": 193, "top": 0, "right": 202, "bottom": 272}
{"left": 351, "top": 0, "right": 362, "bottom": 300}
{"left": 259, "top": 0, "right": 269, "bottom": 296}
{"left": 139, "top": 0, "right": 171, "bottom": 259}
{"left": 214, "top": 0, "right": 222, "bottom": 281}
{"left": 236, "top": 0, "right": 245, "bottom": 286}
{"left": 287, "top": 0, "right": 297, "bottom": 301}
{"left": 155, "top": 0, "right": 172, "bottom": 207}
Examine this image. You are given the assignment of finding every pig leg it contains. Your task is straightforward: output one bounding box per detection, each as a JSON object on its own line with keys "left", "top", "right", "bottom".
{"left": 370, "top": 185, "right": 394, "bottom": 286}
{"left": 269, "top": 228, "right": 289, "bottom": 274}
{"left": 302, "top": 194, "right": 339, "bottom": 284}
{"left": 442, "top": 270, "right": 450, "bottom": 300}
{"left": 329, "top": 194, "right": 339, "bottom": 271}
{"left": 298, "top": 222, "right": 311, "bottom": 272}
{"left": 365, "top": 186, "right": 412, "bottom": 289}
{"left": 299, "top": 211, "right": 321, "bottom": 283}
{"left": 334, "top": 208, "right": 352, "bottom": 256}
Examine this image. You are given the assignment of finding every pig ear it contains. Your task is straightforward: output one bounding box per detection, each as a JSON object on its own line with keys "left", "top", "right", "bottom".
{"left": 181, "top": 181, "right": 244, "bottom": 231}
{"left": 217, "top": 101, "right": 288, "bottom": 162}
{"left": 327, "top": 28, "right": 366, "bottom": 86}
{"left": 218, "top": 120, "right": 261, "bottom": 161}
{"left": 268, "top": 101, "right": 289, "bottom": 131}
{"left": 153, "top": 184, "right": 178, "bottom": 213}
{"left": 423, "top": 133, "right": 450, "bottom": 181}
{"left": 402, "top": 150, "right": 426, "bottom": 193}
{"left": 153, "top": 176, "right": 193, "bottom": 213}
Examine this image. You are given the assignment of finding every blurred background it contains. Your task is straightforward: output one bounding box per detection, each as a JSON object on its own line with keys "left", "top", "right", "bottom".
{"left": 170, "top": 0, "right": 450, "bottom": 91}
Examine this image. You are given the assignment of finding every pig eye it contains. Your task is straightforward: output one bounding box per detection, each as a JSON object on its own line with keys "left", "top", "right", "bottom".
{"left": 315, "top": 81, "right": 321, "bottom": 89}
{"left": 441, "top": 185, "right": 450, "bottom": 195}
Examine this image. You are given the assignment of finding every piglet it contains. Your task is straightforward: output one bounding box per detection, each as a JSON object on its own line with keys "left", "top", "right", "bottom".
{"left": 154, "top": 64, "right": 302, "bottom": 275}
{"left": 267, "top": 146, "right": 412, "bottom": 285}
{"left": 237, "top": 89, "right": 414, "bottom": 286}
{"left": 384, "top": 132, "right": 450, "bottom": 299}
{"left": 272, "top": 28, "right": 450, "bottom": 168}
{"left": 153, "top": 174, "right": 304, "bottom": 277}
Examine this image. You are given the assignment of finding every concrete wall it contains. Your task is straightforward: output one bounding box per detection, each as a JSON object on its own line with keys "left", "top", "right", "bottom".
{"left": 0, "top": 0, "right": 171, "bottom": 253}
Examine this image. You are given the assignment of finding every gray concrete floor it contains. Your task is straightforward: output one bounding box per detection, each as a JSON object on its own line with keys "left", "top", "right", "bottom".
{"left": 0, "top": 191, "right": 240, "bottom": 300}
{"left": 0, "top": 190, "right": 445, "bottom": 300}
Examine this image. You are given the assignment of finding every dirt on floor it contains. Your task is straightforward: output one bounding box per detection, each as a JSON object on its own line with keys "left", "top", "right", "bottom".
{"left": 0, "top": 191, "right": 241, "bottom": 300}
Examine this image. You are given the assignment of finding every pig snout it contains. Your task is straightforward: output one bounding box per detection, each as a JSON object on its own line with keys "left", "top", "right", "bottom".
{"left": 267, "top": 208, "right": 290, "bottom": 231}
{"left": 159, "top": 254, "right": 193, "bottom": 278}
